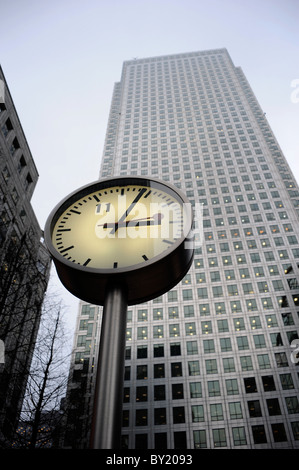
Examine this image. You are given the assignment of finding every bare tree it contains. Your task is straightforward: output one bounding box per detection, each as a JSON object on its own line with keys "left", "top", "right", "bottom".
{"left": 0, "top": 229, "right": 50, "bottom": 446}
{"left": 13, "top": 291, "right": 71, "bottom": 448}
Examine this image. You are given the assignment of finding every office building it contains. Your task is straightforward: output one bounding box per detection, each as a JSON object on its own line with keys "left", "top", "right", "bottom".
{"left": 63, "top": 49, "right": 299, "bottom": 449}
{"left": 0, "top": 66, "right": 51, "bottom": 445}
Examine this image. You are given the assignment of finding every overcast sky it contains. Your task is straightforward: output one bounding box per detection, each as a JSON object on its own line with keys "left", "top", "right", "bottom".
{"left": 1, "top": 0, "right": 299, "bottom": 330}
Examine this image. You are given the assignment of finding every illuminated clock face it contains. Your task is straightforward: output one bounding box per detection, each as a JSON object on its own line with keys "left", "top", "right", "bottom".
{"left": 51, "top": 182, "right": 187, "bottom": 270}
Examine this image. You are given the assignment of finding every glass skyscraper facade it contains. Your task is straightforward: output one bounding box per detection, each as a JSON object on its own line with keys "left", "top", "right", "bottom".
{"left": 63, "top": 49, "right": 299, "bottom": 449}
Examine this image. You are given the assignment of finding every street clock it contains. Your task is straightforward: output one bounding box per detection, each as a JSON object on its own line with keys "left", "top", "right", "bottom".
{"left": 44, "top": 176, "right": 194, "bottom": 305}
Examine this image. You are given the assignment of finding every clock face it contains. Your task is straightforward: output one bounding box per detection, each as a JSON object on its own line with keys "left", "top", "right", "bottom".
{"left": 51, "top": 180, "right": 188, "bottom": 270}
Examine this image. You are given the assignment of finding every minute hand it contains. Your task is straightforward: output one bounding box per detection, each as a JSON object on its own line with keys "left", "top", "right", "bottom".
{"left": 111, "top": 188, "right": 147, "bottom": 234}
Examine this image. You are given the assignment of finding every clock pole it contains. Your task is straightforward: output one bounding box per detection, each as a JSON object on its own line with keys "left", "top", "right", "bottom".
{"left": 90, "top": 282, "right": 128, "bottom": 449}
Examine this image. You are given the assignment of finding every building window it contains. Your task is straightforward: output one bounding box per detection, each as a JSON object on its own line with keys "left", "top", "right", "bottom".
{"left": 170, "top": 342, "right": 181, "bottom": 356}
{"left": 248, "top": 400, "right": 262, "bottom": 417}
{"left": 229, "top": 402, "right": 243, "bottom": 419}
{"left": 252, "top": 425, "right": 267, "bottom": 444}
{"left": 122, "top": 410, "right": 129, "bottom": 427}
{"left": 137, "top": 327, "right": 148, "bottom": 340}
{"left": 212, "top": 428, "right": 227, "bottom": 447}
{"left": 237, "top": 336, "right": 249, "bottom": 350}
{"left": 174, "top": 431, "right": 187, "bottom": 449}
{"left": 275, "top": 352, "right": 288, "bottom": 368}
{"left": 201, "top": 321, "right": 212, "bottom": 334}
{"left": 153, "top": 325, "right": 164, "bottom": 338}
{"left": 136, "top": 365, "right": 148, "bottom": 380}
{"left": 250, "top": 316, "right": 261, "bottom": 329}
{"left": 184, "top": 305, "right": 194, "bottom": 317}
{"left": 154, "top": 384, "right": 165, "bottom": 402}
{"left": 154, "top": 364, "right": 165, "bottom": 378}
{"left": 203, "top": 339, "right": 215, "bottom": 353}
{"left": 168, "top": 306, "right": 179, "bottom": 319}
{"left": 234, "top": 318, "right": 245, "bottom": 331}
{"left": 253, "top": 335, "right": 266, "bottom": 349}
{"left": 137, "top": 346, "right": 147, "bottom": 358}
{"left": 173, "top": 407, "right": 185, "bottom": 424}
{"left": 154, "top": 433, "right": 167, "bottom": 449}
{"left": 136, "top": 409, "right": 147, "bottom": 426}
{"left": 193, "top": 430, "right": 207, "bottom": 449}
{"left": 257, "top": 354, "right": 271, "bottom": 369}
{"left": 186, "top": 341, "right": 198, "bottom": 355}
{"left": 285, "top": 396, "right": 299, "bottom": 414}
{"left": 271, "top": 423, "right": 287, "bottom": 442}
{"left": 154, "top": 408, "right": 167, "bottom": 425}
{"left": 172, "top": 383, "right": 184, "bottom": 400}
{"left": 244, "top": 377, "right": 257, "bottom": 393}
{"left": 223, "top": 357, "right": 235, "bottom": 373}
{"left": 225, "top": 379, "right": 239, "bottom": 396}
{"left": 169, "top": 324, "right": 180, "bottom": 337}
{"left": 262, "top": 375, "right": 276, "bottom": 391}
{"left": 185, "top": 322, "right": 196, "bottom": 336}
{"left": 291, "top": 422, "right": 299, "bottom": 441}
{"left": 191, "top": 405, "right": 204, "bottom": 422}
{"left": 240, "top": 356, "right": 253, "bottom": 371}
{"left": 138, "top": 309, "right": 148, "bottom": 321}
{"left": 205, "top": 359, "right": 217, "bottom": 374}
{"left": 135, "top": 434, "right": 148, "bottom": 449}
{"left": 232, "top": 427, "right": 247, "bottom": 446}
{"left": 217, "top": 319, "right": 229, "bottom": 333}
{"left": 280, "top": 373, "right": 294, "bottom": 390}
{"left": 153, "top": 308, "right": 163, "bottom": 320}
{"left": 171, "top": 362, "right": 183, "bottom": 377}
{"left": 188, "top": 380, "right": 202, "bottom": 401}
{"left": 136, "top": 386, "right": 148, "bottom": 402}
{"left": 208, "top": 380, "right": 221, "bottom": 397}
{"left": 188, "top": 360, "right": 200, "bottom": 376}
{"left": 266, "top": 398, "right": 281, "bottom": 416}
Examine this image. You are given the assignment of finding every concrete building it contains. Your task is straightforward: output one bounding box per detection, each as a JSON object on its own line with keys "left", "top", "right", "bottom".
{"left": 0, "top": 66, "right": 51, "bottom": 445}
{"left": 63, "top": 49, "right": 299, "bottom": 449}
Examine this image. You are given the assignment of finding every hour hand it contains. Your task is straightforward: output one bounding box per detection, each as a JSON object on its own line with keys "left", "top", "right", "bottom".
{"left": 110, "top": 188, "right": 147, "bottom": 234}
{"left": 98, "top": 213, "right": 163, "bottom": 230}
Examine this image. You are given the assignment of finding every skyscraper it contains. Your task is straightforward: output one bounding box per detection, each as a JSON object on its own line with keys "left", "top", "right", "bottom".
{"left": 0, "top": 66, "right": 51, "bottom": 445}
{"left": 63, "top": 49, "right": 299, "bottom": 449}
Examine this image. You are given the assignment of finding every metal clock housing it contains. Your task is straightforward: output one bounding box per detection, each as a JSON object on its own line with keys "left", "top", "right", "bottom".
{"left": 44, "top": 176, "right": 194, "bottom": 305}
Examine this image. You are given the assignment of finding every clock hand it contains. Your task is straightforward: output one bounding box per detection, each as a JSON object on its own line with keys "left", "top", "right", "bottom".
{"left": 111, "top": 188, "right": 147, "bottom": 234}
{"left": 98, "top": 213, "right": 163, "bottom": 229}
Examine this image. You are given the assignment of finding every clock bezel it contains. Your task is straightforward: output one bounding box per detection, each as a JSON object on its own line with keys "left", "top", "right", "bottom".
{"left": 44, "top": 175, "right": 194, "bottom": 305}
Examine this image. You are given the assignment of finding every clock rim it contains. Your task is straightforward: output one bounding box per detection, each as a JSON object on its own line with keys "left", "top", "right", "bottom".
{"left": 44, "top": 175, "right": 193, "bottom": 275}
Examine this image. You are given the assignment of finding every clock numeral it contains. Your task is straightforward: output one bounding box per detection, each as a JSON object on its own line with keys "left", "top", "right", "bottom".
{"left": 70, "top": 209, "right": 81, "bottom": 215}
{"left": 113, "top": 262, "right": 118, "bottom": 269}
{"left": 142, "top": 255, "right": 148, "bottom": 261}
{"left": 96, "top": 203, "right": 111, "bottom": 213}
{"left": 83, "top": 258, "right": 92, "bottom": 266}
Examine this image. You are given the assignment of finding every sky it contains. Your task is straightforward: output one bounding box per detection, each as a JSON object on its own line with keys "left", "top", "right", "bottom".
{"left": 1, "top": 0, "right": 299, "bottom": 331}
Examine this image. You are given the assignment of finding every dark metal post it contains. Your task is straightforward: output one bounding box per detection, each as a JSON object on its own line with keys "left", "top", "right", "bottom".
{"left": 90, "top": 283, "right": 128, "bottom": 449}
